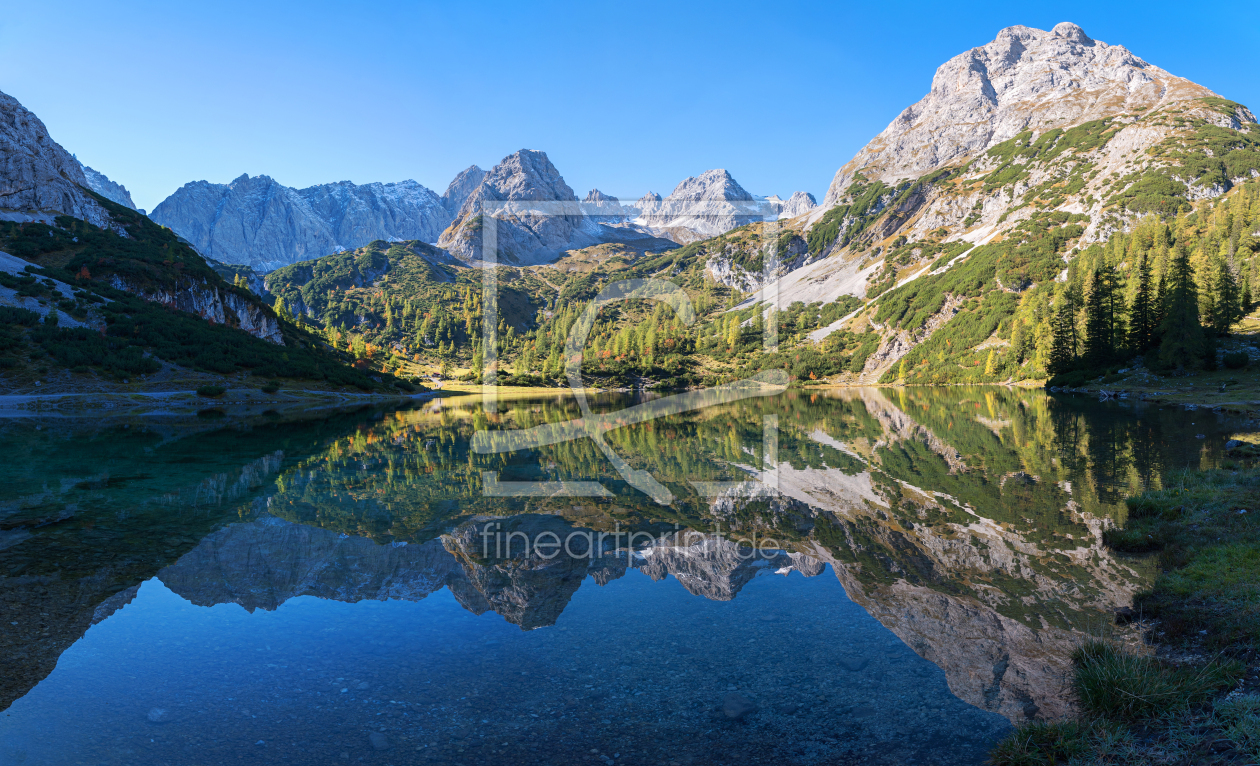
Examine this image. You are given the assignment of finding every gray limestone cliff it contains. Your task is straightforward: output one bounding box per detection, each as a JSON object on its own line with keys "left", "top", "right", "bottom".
{"left": 440, "top": 165, "right": 486, "bottom": 216}
{"left": 0, "top": 89, "right": 111, "bottom": 227}
{"left": 822, "top": 22, "right": 1218, "bottom": 208}
{"left": 151, "top": 174, "right": 453, "bottom": 271}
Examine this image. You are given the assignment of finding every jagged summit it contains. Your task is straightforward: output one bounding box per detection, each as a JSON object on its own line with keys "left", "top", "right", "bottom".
{"left": 438, "top": 149, "right": 600, "bottom": 263}
{"left": 822, "top": 22, "right": 1216, "bottom": 207}
{"left": 665, "top": 169, "right": 754, "bottom": 202}
{"left": 635, "top": 169, "right": 767, "bottom": 243}
{"left": 775, "top": 191, "right": 817, "bottom": 219}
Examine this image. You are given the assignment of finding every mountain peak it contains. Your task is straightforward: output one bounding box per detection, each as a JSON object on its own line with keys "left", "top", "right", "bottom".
{"left": 667, "top": 169, "right": 753, "bottom": 202}
{"left": 78, "top": 162, "right": 137, "bottom": 210}
{"left": 823, "top": 22, "right": 1216, "bottom": 207}
{"left": 437, "top": 149, "right": 597, "bottom": 263}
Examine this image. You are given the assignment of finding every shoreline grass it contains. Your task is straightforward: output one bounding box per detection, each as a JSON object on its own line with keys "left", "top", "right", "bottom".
{"left": 989, "top": 459, "right": 1260, "bottom": 765}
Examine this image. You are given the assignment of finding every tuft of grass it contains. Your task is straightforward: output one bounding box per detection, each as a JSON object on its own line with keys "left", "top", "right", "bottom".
{"left": 196, "top": 385, "right": 226, "bottom": 398}
{"left": 1217, "top": 694, "right": 1260, "bottom": 758}
{"left": 1071, "top": 640, "right": 1242, "bottom": 720}
{"left": 986, "top": 721, "right": 1090, "bottom": 765}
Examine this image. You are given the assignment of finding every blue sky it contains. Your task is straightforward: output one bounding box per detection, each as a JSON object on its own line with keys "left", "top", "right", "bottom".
{"left": 2, "top": 0, "right": 1257, "bottom": 212}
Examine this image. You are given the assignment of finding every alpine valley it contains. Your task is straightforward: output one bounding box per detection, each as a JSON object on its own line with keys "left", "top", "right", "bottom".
{"left": 6, "top": 17, "right": 1260, "bottom": 766}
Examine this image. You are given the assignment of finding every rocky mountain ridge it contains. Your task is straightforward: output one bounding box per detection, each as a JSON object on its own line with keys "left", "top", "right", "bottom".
{"left": 77, "top": 161, "right": 136, "bottom": 210}
{"left": 151, "top": 174, "right": 453, "bottom": 271}
{"left": 438, "top": 149, "right": 604, "bottom": 264}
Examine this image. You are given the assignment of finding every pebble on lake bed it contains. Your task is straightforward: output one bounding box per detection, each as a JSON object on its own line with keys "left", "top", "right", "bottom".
{"left": 722, "top": 692, "right": 756, "bottom": 720}
{"left": 146, "top": 708, "right": 171, "bottom": 723}
{"left": 368, "top": 731, "right": 391, "bottom": 750}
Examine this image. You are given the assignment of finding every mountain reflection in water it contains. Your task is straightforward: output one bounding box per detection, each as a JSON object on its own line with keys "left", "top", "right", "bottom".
{"left": 0, "top": 388, "right": 1243, "bottom": 765}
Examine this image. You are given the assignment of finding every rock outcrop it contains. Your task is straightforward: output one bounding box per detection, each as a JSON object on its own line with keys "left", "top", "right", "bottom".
{"left": 580, "top": 188, "right": 631, "bottom": 223}
{"left": 0, "top": 89, "right": 111, "bottom": 227}
{"left": 108, "top": 275, "right": 283, "bottom": 344}
{"left": 438, "top": 149, "right": 602, "bottom": 264}
{"left": 77, "top": 161, "right": 136, "bottom": 210}
{"left": 151, "top": 174, "right": 452, "bottom": 271}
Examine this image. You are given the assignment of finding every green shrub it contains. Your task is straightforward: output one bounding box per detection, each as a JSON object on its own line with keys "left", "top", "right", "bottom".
{"left": 30, "top": 325, "right": 160, "bottom": 376}
{"left": 1224, "top": 351, "right": 1250, "bottom": 369}
{"left": 1101, "top": 524, "right": 1164, "bottom": 552}
{"left": 261, "top": 383, "right": 280, "bottom": 394}
{"left": 0, "top": 307, "right": 41, "bottom": 326}
{"left": 1047, "top": 370, "right": 1089, "bottom": 388}
{"left": 196, "top": 385, "right": 226, "bottom": 397}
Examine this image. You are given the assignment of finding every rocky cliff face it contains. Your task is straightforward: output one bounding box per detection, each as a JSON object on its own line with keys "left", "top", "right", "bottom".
{"left": 151, "top": 174, "right": 452, "bottom": 271}
{"left": 108, "top": 275, "right": 283, "bottom": 344}
{"left": 438, "top": 149, "right": 603, "bottom": 264}
{"left": 77, "top": 162, "right": 136, "bottom": 210}
{"left": 581, "top": 188, "right": 631, "bottom": 223}
{"left": 771, "top": 191, "right": 817, "bottom": 219}
{"left": 0, "top": 90, "right": 111, "bottom": 227}
{"left": 441, "top": 165, "right": 486, "bottom": 216}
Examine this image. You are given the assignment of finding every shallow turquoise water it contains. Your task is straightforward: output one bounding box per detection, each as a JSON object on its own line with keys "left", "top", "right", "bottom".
{"left": 0, "top": 388, "right": 1245, "bottom": 765}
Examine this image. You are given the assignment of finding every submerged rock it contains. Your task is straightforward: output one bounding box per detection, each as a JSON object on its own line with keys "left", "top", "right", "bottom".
{"left": 722, "top": 692, "right": 757, "bottom": 720}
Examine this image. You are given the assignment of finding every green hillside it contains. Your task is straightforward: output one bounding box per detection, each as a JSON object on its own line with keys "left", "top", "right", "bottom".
{"left": 0, "top": 193, "right": 413, "bottom": 392}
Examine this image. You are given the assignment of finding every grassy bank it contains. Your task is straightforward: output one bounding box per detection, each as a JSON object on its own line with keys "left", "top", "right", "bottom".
{"left": 990, "top": 458, "right": 1260, "bottom": 765}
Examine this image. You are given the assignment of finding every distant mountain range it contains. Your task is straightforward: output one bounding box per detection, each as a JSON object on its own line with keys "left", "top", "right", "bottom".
{"left": 149, "top": 152, "right": 817, "bottom": 270}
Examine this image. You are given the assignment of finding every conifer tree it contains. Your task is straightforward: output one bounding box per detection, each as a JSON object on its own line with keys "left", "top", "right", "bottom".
{"left": 1010, "top": 320, "right": 1027, "bottom": 364}
{"left": 1243, "top": 274, "right": 1254, "bottom": 316}
{"left": 1048, "top": 295, "right": 1078, "bottom": 375}
{"left": 1153, "top": 271, "right": 1168, "bottom": 336}
{"left": 1158, "top": 245, "right": 1205, "bottom": 369}
{"left": 984, "top": 349, "right": 999, "bottom": 376}
{"left": 1083, "top": 267, "right": 1123, "bottom": 367}
{"left": 1210, "top": 254, "right": 1241, "bottom": 334}
{"left": 1128, "top": 251, "right": 1155, "bottom": 352}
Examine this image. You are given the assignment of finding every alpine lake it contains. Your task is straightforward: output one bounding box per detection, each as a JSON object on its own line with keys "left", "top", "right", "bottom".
{"left": 0, "top": 386, "right": 1245, "bottom": 766}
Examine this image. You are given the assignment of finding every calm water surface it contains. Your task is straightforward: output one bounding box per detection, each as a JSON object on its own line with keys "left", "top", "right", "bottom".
{"left": 0, "top": 388, "right": 1245, "bottom": 765}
